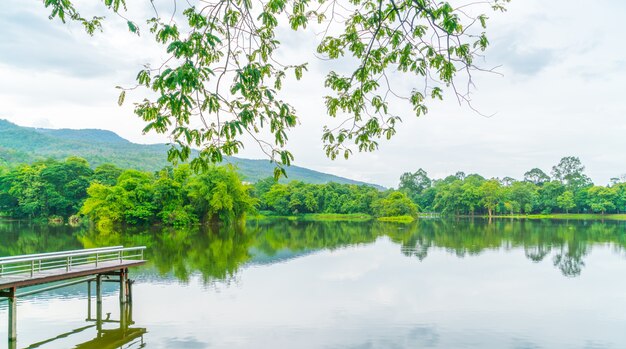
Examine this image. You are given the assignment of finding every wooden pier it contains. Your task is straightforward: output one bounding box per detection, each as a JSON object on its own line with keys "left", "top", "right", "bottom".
{"left": 0, "top": 246, "right": 146, "bottom": 347}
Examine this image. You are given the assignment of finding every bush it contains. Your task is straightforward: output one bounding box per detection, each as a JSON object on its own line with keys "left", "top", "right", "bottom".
{"left": 371, "top": 191, "right": 418, "bottom": 217}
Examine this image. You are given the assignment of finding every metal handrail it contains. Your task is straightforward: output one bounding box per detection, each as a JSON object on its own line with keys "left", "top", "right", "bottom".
{"left": 0, "top": 247, "right": 145, "bottom": 264}
{"left": 0, "top": 246, "right": 124, "bottom": 262}
{"left": 0, "top": 246, "right": 146, "bottom": 278}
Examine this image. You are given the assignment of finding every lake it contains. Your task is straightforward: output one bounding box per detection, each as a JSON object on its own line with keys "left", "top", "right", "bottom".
{"left": 1, "top": 218, "right": 626, "bottom": 348}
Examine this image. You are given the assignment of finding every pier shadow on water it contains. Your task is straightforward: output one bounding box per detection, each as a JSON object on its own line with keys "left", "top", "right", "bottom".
{"left": 5, "top": 294, "right": 145, "bottom": 349}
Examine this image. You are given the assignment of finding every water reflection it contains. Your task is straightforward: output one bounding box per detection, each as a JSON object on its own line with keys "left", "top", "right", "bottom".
{"left": 2, "top": 219, "right": 626, "bottom": 282}
{"left": 3, "top": 218, "right": 626, "bottom": 348}
{"left": 16, "top": 299, "right": 145, "bottom": 349}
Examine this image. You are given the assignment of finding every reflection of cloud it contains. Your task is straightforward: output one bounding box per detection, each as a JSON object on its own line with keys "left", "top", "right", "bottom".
{"left": 584, "top": 340, "right": 612, "bottom": 349}
{"left": 165, "top": 337, "right": 211, "bottom": 348}
{"left": 369, "top": 286, "right": 398, "bottom": 306}
{"left": 347, "top": 325, "right": 440, "bottom": 349}
{"left": 512, "top": 337, "right": 542, "bottom": 349}
{"left": 408, "top": 326, "right": 440, "bottom": 347}
{"left": 320, "top": 258, "right": 381, "bottom": 281}
{"left": 348, "top": 341, "right": 374, "bottom": 349}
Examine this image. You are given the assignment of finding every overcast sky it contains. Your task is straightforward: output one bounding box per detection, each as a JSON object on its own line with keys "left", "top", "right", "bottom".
{"left": 1, "top": 0, "right": 625, "bottom": 187}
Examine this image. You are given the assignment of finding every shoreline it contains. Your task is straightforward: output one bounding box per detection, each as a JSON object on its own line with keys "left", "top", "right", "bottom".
{"left": 455, "top": 213, "right": 626, "bottom": 221}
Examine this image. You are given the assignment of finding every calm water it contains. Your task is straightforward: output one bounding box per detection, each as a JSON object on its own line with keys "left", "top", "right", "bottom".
{"left": 2, "top": 218, "right": 626, "bottom": 348}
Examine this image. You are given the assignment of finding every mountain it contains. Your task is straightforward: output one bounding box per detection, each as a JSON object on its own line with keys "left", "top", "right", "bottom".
{"left": 0, "top": 119, "right": 383, "bottom": 188}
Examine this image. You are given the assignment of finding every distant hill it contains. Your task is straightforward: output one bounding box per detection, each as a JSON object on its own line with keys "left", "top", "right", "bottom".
{"left": 0, "top": 119, "right": 383, "bottom": 188}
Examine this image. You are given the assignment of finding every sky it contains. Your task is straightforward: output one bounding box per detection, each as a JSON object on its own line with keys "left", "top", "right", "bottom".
{"left": 1, "top": 0, "right": 625, "bottom": 188}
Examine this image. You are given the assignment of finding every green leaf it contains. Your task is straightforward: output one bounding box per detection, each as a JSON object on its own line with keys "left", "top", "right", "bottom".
{"left": 117, "top": 90, "right": 126, "bottom": 106}
{"left": 127, "top": 21, "right": 139, "bottom": 35}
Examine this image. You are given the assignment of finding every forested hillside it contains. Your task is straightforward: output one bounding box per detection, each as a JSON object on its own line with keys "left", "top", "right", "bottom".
{"left": 0, "top": 120, "right": 381, "bottom": 187}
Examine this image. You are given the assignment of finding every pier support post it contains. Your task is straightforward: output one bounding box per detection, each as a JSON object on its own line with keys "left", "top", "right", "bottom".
{"left": 119, "top": 302, "right": 128, "bottom": 333}
{"left": 7, "top": 287, "right": 17, "bottom": 344}
{"left": 119, "top": 268, "right": 128, "bottom": 304}
{"left": 128, "top": 279, "right": 134, "bottom": 304}
{"left": 87, "top": 280, "right": 92, "bottom": 319}
{"left": 96, "top": 275, "right": 103, "bottom": 333}
{"left": 96, "top": 275, "right": 102, "bottom": 303}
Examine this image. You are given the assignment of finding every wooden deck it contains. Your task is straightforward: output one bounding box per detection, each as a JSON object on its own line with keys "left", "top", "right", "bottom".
{"left": 0, "top": 259, "right": 146, "bottom": 290}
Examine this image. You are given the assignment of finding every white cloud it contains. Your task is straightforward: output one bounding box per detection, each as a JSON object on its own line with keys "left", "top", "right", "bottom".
{"left": 1, "top": 0, "right": 625, "bottom": 187}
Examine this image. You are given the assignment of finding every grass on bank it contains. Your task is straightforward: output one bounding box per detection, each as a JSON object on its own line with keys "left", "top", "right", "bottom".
{"left": 252, "top": 212, "right": 418, "bottom": 223}
{"left": 251, "top": 212, "right": 373, "bottom": 222}
{"left": 300, "top": 213, "right": 372, "bottom": 221}
{"left": 376, "top": 215, "right": 415, "bottom": 223}
{"left": 483, "top": 213, "right": 626, "bottom": 221}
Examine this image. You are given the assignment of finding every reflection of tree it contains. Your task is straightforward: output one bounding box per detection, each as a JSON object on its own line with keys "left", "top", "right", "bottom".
{"left": 553, "top": 252, "right": 585, "bottom": 277}
{"left": 548, "top": 224, "right": 590, "bottom": 277}
{"left": 250, "top": 220, "right": 376, "bottom": 255}
{"left": 79, "top": 223, "right": 254, "bottom": 284}
{"left": 381, "top": 219, "right": 626, "bottom": 277}
{"left": 2, "top": 218, "right": 626, "bottom": 280}
{"left": 0, "top": 221, "right": 82, "bottom": 257}
{"left": 524, "top": 245, "right": 551, "bottom": 262}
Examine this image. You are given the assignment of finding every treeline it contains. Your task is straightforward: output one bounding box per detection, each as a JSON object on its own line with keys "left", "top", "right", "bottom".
{"left": 0, "top": 157, "right": 95, "bottom": 220}
{"left": 398, "top": 156, "right": 626, "bottom": 216}
{"left": 3, "top": 155, "right": 622, "bottom": 224}
{"left": 0, "top": 157, "right": 255, "bottom": 225}
{"left": 254, "top": 178, "right": 417, "bottom": 217}
{"left": 0, "top": 157, "right": 417, "bottom": 225}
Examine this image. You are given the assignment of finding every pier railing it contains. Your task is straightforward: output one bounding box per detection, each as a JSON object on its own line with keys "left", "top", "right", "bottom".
{"left": 0, "top": 246, "right": 146, "bottom": 278}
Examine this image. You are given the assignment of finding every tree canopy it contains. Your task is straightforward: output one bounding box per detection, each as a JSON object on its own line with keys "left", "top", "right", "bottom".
{"left": 43, "top": 0, "right": 509, "bottom": 175}
{"left": 399, "top": 156, "right": 626, "bottom": 216}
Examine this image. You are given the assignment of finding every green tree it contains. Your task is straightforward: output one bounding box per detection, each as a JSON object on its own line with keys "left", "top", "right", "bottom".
{"left": 399, "top": 169, "right": 431, "bottom": 202}
{"left": 0, "top": 158, "right": 93, "bottom": 219}
{"left": 432, "top": 177, "right": 464, "bottom": 215}
{"left": 80, "top": 183, "right": 124, "bottom": 226}
{"left": 187, "top": 166, "right": 257, "bottom": 223}
{"left": 460, "top": 174, "right": 484, "bottom": 215}
{"left": 507, "top": 181, "right": 538, "bottom": 214}
{"left": 153, "top": 169, "right": 196, "bottom": 226}
{"left": 537, "top": 181, "right": 565, "bottom": 214}
{"left": 116, "top": 170, "right": 157, "bottom": 224}
{"left": 556, "top": 191, "right": 575, "bottom": 214}
{"left": 82, "top": 169, "right": 160, "bottom": 225}
{"left": 43, "top": 0, "right": 508, "bottom": 173}
{"left": 371, "top": 191, "right": 417, "bottom": 217}
{"left": 287, "top": 181, "right": 319, "bottom": 214}
{"left": 478, "top": 179, "right": 503, "bottom": 217}
{"left": 551, "top": 156, "right": 592, "bottom": 190}
{"left": 8, "top": 164, "right": 47, "bottom": 218}
{"left": 586, "top": 186, "right": 616, "bottom": 214}
{"left": 92, "top": 163, "right": 123, "bottom": 186}
{"left": 613, "top": 183, "right": 626, "bottom": 213}
{"left": 262, "top": 183, "right": 292, "bottom": 215}
{"left": 500, "top": 176, "right": 516, "bottom": 186}
{"left": 40, "top": 157, "right": 94, "bottom": 217}
{"left": 253, "top": 177, "right": 278, "bottom": 207}
{"left": 524, "top": 168, "right": 550, "bottom": 186}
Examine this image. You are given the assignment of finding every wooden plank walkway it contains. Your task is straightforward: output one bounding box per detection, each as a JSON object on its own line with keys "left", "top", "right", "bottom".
{"left": 0, "top": 259, "right": 145, "bottom": 290}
